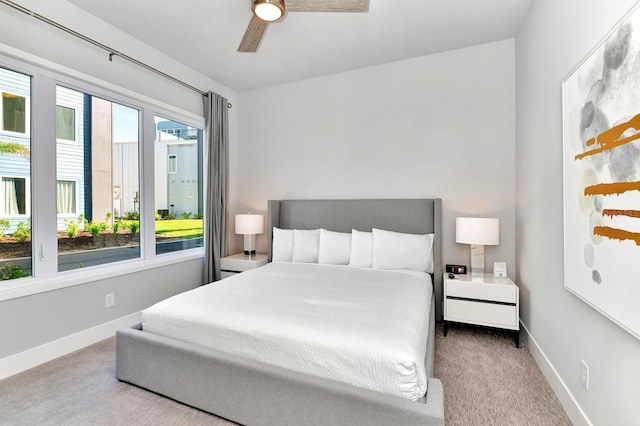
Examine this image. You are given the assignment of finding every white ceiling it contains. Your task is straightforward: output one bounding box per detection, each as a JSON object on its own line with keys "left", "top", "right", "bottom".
{"left": 66, "top": 0, "right": 532, "bottom": 92}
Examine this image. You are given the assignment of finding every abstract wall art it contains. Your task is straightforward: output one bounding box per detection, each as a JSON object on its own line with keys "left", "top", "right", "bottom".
{"left": 563, "top": 3, "right": 640, "bottom": 340}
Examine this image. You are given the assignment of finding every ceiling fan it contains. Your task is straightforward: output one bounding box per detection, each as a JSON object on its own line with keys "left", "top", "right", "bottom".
{"left": 238, "top": 0, "right": 370, "bottom": 52}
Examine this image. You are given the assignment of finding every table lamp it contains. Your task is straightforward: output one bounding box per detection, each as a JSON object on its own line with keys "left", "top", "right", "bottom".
{"left": 456, "top": 217, "right": 499, "bottom": 277}
{"left": 235, "top": 213, "right": 264, "bottom": 256}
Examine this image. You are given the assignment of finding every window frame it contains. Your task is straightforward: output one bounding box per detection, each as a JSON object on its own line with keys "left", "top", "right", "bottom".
{"left": 55, "top": 99, "right": 79, "bottom": 144}
{"left": 0, "top": 53, "right": 207, "bottom": 302}
{"left": 0, "top": 89, "right": 30, "bottom": 137}
{"left": 168, "top": 154, "right": 177, "bottom": 174}
{"left": 55, "top": 179, "right": 79, "bottom": 217}
{"left": 0, "top": 174, "right": 30, "bottom": 217}
{"left": 55, "top": 104, "right": 77, "bottom": 143}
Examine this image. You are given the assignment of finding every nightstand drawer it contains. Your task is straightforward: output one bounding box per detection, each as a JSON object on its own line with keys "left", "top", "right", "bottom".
{"left": 446, "top": 280, "right": 516, "bottom": 304}
{"left": 221, "top": 257, "right": 260, "bottom": 272}
{"left": 220, "top": 253, "right": 268, "bottom": 275}
{"left": 446, "top": 298, "right": 518, "bottom": 329}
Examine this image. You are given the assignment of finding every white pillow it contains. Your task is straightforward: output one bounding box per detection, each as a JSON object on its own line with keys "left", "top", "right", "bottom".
{"left": 292, "top": 229, "right": 321, "bottom": 263}
{"left": 348, "top": 229, "right": 373, "bottom": 268}
{"left": 372, "top": 228, "right": 434, "bottom": 273}
{"left": 272, "top": 227, "right": 295, "bottom": 262}
{"left": 318, "top": 229, "right": 352, "bottom": 265}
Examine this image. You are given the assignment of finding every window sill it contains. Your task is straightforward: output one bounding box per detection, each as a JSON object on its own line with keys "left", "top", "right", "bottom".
{"left": 0, "top": 248, "right": 204, "bottom": 302}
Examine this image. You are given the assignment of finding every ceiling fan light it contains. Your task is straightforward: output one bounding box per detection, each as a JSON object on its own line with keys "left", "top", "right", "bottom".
{"left": 253, "top": 0, "right": 284, "bottom": 22}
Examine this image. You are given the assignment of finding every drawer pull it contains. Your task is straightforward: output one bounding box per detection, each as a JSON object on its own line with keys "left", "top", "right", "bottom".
{"left": 446, "top": 295, "right": 516, "bottom": 306}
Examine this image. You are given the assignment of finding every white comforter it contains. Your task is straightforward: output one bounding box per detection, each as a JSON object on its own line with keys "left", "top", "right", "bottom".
{"left": 142, "top": 262, "right": 432, "bottom": 401}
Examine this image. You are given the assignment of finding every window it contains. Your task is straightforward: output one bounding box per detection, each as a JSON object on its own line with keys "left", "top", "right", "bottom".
{"left": 0, "top": 59, "right": 207, "bottom": 289}
{"left": 56, "top": 86, "right": 140, "bottom": 272}
{"left": 56, "top": 105, "right": 76, "bottom": 141}
{"left": 2, "top": 177, "right": 27, "bottom": 215}
{"left": 56, "top": 180, "right": 77, "bottom": 215}
{"left": 168, "top": 154, "right": 177, "bottom": 174}
{"left": 2, "top": 92, "right": 26, "bottom": 134}
{"left": 154, "top": 116, "right": 203, "bottom": 254}
{"left": 0, "top": 67, "right": 31, "bottom": 280}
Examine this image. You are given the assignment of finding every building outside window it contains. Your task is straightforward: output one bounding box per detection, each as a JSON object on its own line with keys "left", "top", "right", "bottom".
{"left": 154, "top": 116, "right": 203, "bottom": 255}
{"left": 56, "top": 105, "right": 76, "bottom": 142}
{"left": 0, "top": 67, "right": 31, "bottom": 279}
{"left": 1, "top": 176, "right": 27, "bottom": 216}
{"left": 2, "top": 92, "right": 27, "bottom": 134}
{"left": 56, "top": 180, "right": 77, "bottom": 215}
{"left": 168, "top": 154, "right": 177, "bottom": 174}
{"left": 56, "top": 85, "right": 141, "bottom": 272}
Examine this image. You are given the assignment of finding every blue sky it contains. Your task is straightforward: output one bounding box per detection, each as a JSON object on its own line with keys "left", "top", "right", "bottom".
{"left": 112, "top": 103, "right": 139, "bottom": 142}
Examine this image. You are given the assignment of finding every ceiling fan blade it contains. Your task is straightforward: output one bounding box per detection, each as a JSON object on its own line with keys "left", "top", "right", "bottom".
{"left": 238, "top": 15, "right": 269, "bottom": 52}
{"left": 286, "top": 0, "right": 369, "bottom": 12}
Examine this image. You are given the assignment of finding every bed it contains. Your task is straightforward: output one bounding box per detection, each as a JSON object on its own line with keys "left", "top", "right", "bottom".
{"left": 116, "top": 198, "right": 444, "bottom": 426}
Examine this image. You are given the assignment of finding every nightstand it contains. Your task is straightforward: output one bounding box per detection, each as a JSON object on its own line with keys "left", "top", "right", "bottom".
{"left": 443, "top": 273, "right": 520, "bottom": 347}
{"left": 220, "top": 253, "right": 268, "bottom": 279}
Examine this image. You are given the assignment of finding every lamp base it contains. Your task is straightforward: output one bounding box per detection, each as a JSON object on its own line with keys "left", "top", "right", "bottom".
{"left": 470, "top": 244, "right": 485, "bottom": 277}
{"left": 243, "top": 234, "right": 256, "bottom": 256}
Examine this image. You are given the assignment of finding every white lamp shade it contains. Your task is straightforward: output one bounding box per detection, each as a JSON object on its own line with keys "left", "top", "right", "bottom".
{"left": 456, "top": 217, "right": 499, "bottom": 246}
{"left": 235, "top": 214, "right": 264, "bottom": 235}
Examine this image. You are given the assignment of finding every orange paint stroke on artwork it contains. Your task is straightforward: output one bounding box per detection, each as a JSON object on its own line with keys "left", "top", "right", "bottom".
{"left": 576, "top": 114, "right": 640, "bottom": 159}
{"left": 593, "top": 225, "right": 640, "bottom": 246}
{"left": 602, "top": 209, "right": 640, "bottom": 218}
{"left": 584, "top": 181, "right": 640, "bottom": 196}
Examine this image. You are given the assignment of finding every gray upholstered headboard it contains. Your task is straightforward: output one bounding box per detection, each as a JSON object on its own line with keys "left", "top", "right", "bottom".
{"left": 267, "top": 198, "right": 443, "bottom": 321}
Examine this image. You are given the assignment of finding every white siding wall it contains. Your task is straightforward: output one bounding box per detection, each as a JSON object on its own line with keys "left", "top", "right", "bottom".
{"left": 56, "top": 86, "right": 84, "bottom": 231}
{"left": 167, "top": 143, "right": 199, "bottom": 216}
{"left": 0, "top": 67, "right": 31, "bottom": 230}
{"left": 113, "top": 141, "right": 139, "bottom": 216}
{"left": 154, "top": 141, "right": 168, "bottom": 211}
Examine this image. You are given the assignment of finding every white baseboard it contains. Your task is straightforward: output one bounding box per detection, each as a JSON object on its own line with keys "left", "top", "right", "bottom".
{"left": 0, "top": 311, "right": 141, "bottom": 381}
{"left": 520, "top": 321, "right": 592, "bottom": 426}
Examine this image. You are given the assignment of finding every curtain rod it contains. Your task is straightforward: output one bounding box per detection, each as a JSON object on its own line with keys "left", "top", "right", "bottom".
{"left": 0, "top": 0, "right": 232, "bottom": 107}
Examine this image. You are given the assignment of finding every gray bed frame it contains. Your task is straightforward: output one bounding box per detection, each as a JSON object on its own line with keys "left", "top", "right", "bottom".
{"left": 116, "top": 198, "right": 444, "bottom": 426}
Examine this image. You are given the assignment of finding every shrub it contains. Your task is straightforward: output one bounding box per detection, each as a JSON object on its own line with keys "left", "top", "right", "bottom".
{"left": 155, "top": 212, "right": 162, "bottom": 221}
{"left": 128, "top": 221, "right": 139, "bottom": 236}
{"left": 113, "top": 220, "right": 121, "bottom": 234}
{"left": 195, "top": 214, "right": 203, "bottom": 219}
{"left": 100, "top": 213, "right": 112, "bottom": 231}
{"left": 13, "top": 221, "right": 30, "bottom": 243}
{"left": 88, "top": 222, "right": 101, "bottom": 237}
{"left": 181, "top": 212, "right": 192, "bottom": 219}
{"left": 0, "top": 264, "right": 28, "bottom": 280}
{"left": 124, "top": 211, "right": 139, "bottom": 221}
{"left": 0, "top": 219, "right": 10, "bottom": 237}
{"left": 64, "top": 218, "right": 79, "bottom": 238}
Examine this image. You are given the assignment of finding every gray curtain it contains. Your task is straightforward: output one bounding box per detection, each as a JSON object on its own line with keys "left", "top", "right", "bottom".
{"left": 203, "top": 92, "right": 229, "bottom": 283}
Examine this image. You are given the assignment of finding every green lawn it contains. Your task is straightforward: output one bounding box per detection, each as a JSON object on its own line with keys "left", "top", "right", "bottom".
{"left": 155, "top": 219, "right": 203, "bottom": 239}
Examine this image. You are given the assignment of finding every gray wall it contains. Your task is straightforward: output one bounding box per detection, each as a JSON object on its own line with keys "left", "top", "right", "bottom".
{"left": 237, "top": 39, "right": 516, "bottom": 275}
{"left": 0, "top": 259, "right": 203, "bottom": 358}
{"left": 516, "top": 0, "right": 640, "bottom": 424}
{"left": 0, "top": 1, "right": 229, "bottom": 362}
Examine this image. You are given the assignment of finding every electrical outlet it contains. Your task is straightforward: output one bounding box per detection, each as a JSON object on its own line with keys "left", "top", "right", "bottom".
{"left": 580, "top": 360, "right": 589, "bottom": 390}
{"left": 105, "top": 293, "right": 115, "bottom": 308}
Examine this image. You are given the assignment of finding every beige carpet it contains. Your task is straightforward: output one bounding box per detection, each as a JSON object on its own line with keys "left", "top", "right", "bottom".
{"left": 436, "top": 324, "right": 571, "bottom": 426}
{"left": 0, "top": 324, "right": 571, "bottom": 425}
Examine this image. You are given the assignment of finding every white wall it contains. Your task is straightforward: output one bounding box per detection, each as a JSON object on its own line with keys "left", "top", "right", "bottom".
{"left": 0, "top": 1, "right": 237, "bottom": 364}
{"left": 237, "top": 39, "right": 516, "bottom": 274}
{"left": 516, "top": 1, "right": 640, "bottom": 424}
{"left": 0, "top": 0, "right": 235, "bottom": 115}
